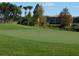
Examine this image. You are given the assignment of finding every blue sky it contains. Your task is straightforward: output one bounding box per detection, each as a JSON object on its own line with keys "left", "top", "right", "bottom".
{"left": 11, "top": 2, "right": 79, "bottom": 16}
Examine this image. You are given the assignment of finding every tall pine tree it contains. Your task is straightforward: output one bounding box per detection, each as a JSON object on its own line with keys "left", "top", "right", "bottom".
{"left": 33, "top": 4, "right": 46, "bottom": 26}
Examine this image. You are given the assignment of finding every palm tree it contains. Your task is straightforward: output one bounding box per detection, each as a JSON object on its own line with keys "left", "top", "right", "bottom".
{"left": 27, "top": 6, "right": 32, "bottom": 12}
{"left": 9, "top": 4, "right": 19, "bottom": 21}
{"left": 23, "top": 6, "right": 28, "bottom": 16}
{"left": 27, "top": 6, "right": 33, "bottom": 17}
{"left": 23, "top": 6, "right": 32, "bottom": 17}
{"left": 19, "top": 5, "right": 22, "bottom": 17}
{"left": 26, "top": 6, "right": 33, "bottom": 25}
{"left": 18, "top": 5, "right": 22, "bottom": 24}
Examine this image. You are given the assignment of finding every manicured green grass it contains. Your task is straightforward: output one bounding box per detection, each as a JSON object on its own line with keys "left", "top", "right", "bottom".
{"left": 0, "top": 23, "right": 79, "bottom": 55}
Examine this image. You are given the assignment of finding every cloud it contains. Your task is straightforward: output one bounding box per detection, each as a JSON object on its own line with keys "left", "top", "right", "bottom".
{"left": 40, "top": 3, "right": 55, "bottom": 7}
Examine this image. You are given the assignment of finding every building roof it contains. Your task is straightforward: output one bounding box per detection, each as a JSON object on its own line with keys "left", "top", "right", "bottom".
{"left": 46, "top": 15, "right": 59, "bottom": 18}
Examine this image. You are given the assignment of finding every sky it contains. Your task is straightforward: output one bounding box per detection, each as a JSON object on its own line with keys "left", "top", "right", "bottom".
{"left": 11, "top": 2, "right": 79, "bottom": 17}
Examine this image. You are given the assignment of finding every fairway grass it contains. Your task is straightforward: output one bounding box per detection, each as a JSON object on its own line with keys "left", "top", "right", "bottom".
{"left": 0, "top": 23, "right": 79, "bottom": 55}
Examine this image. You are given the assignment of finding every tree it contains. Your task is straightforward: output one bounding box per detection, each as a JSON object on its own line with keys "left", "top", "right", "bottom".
{"left": 19, "top": 6, "right": 33, "bottom": 26}
{"left": 23, "top": 6, "right": 28, "bottom": 16}
{"left": 17, "top": 5, "right": 22, "bottom": 24}
{"left": 33, "top": 4, "right": 46, "bottom": 26}
{"left": 27, "top": 6, "right": 32, "bottom": 11}
{"left": 73, "top": 17, "right": 79, "bottom": 23}
{"left": 0, "top": 2, "right": 21, "bottom": 23}
{"left": 0, "top": 2, "right": 11, "bottom": 23}
{"left": 59, "top": 7, "right": 73, "bottom": 30}
{"left": 27, "top": 6, "right": 33, "bottom": 25}
{"left": 18, "top": 5, "right": 22, "bottom": 17}
{"left": 26, "top": 6, "right": 32, "bottom": 19}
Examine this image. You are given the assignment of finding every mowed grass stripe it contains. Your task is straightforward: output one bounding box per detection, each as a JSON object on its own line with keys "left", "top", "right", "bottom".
{"left": 0, "top": 23, "right": 79, "bottom": 55}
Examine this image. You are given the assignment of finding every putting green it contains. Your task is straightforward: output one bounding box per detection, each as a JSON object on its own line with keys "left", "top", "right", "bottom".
{"left": 0, "top": 23, "right": 79, "bottom": 56}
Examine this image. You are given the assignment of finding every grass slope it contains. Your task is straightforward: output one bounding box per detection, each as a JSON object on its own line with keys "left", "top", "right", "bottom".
{"left": 0, "top": 23, "right": 79, "bottom": 55}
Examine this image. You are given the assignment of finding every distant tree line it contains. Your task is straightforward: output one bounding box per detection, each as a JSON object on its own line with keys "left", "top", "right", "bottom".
{"left": 17, "top": 3, "right": 47, "bottom": 26}
{"left": 0, "top": 2, "right": 47, "bottom": 26}
{"left": 0, "top": 2, "right": 79, "bottom": 31}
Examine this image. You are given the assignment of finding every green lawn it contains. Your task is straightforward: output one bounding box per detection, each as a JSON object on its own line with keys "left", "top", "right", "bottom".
{"left": 0, "top": 23, "right": 79, "bottom": 56}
